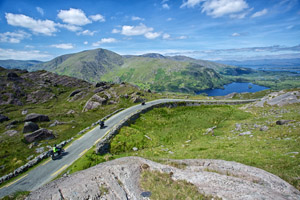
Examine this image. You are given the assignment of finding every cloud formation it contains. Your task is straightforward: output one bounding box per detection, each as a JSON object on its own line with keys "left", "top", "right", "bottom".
{"left": 77, "top": 30, "right": 96, "bottom": 36}
{"left": 121, "top": 23, "right": 153, "bottom": 36}
{"left": 132, "top": 16, "right": 145, "bottom": 21}
{"left": 51, "top": 43, "right": 74, "bottom": 49}
{"left": 89, "top": 14, "right": 105, "bottom": 22}
{"left": 251, "top": 9, "right": 268, "bottom": 18}
{"left": 0, "top": 48, "right": 51, "bottom": 60}
{"left": 58, "top": 8, "right": 91, "bottom": 26}
{"left": 92, "top": 38, "right": 117, "bottom": 46}
{"left": 5, "top": 13, "right": 57, "bottom": 36}
{"left": 0, "top": 30, "right": 31, "bottom": 43}
{"left": 36, "top": 7, "right": 44, "bottom": 16}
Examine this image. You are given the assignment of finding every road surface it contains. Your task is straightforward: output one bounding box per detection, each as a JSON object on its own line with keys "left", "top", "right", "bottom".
{"left": 0, "top": 98, "right": 257, "bottom": 197}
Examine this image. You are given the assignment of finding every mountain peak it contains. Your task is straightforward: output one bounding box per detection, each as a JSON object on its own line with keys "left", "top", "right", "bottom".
{"left": 139, "top": 53, "right": 166, "bottom": 59}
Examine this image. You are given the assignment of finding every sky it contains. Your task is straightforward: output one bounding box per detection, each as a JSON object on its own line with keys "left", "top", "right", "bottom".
{"left": 0, "top": 0, "right": 299, "bottom": 61}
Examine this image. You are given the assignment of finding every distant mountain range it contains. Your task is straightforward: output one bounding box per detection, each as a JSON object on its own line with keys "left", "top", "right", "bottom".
{"left": 0, "top": 48, "right": 254, "bottom": 93}
{"left": 0, "top": 60, "right": 43, "bottom": 70}
{"left": 217, "top": 58, "right": 300, "bottom": 68}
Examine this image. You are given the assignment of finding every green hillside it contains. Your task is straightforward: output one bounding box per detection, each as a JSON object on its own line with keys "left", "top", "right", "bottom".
{"left": 0, "top": 60, "right": 43, "bottom": 70}
{"left": 102, "top": 56, "right": 228, "bottom": 93}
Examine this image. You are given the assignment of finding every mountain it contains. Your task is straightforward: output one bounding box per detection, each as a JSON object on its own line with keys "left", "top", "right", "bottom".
{"left": 32, "top": 49, "right": 124, "bottom": 82}
{"left": 28, "top": 48, "right": 254, "bottom": 93}
{"left": 217, "top": 58, "right": 300, "bottom": 68}
{"left": 0, "top": 60, "right": 43, "bottom": 70}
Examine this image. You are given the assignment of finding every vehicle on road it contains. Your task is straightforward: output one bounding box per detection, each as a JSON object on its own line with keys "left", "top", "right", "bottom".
{"left": 141, "top": 101, "right": 145, "bottom": 105}
{"left": 99, "top": 120, "right": 105, "bottom": 129}
{"left": 48, "top": 147, "right": 64, "bottom": 160}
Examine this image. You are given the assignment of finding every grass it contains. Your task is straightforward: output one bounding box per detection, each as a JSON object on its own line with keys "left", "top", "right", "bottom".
{"left": 0, "top": 191, "right": 30, "bottom": 200}
{"left": 67, "top": 103, "right": 300, "bottom": 190}
{"left": 140, "top": 170, "right": 221, "bottom": 200}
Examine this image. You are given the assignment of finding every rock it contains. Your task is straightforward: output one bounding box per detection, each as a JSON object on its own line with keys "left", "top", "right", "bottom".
{"left": 276, "top": 120, "right": 293, "bottom": 125}
{"left": 69, "top": 89, "right": 82, "bottom": 97}
{"left": 27, "top": 155, "right": 34, "bottom": 160}
{"left": 7, "top": 72, "right": 19, "bottom": 78}
{"left": 132, "top": 147, "right": 138, "bottom": 151}
{"left": 25, "top": 113, "right": 50, "bottom": 122}
{"left": 22, "top": 110, "right": 28, "bottom": 115}
{"left": 93, "top": 87, "right": 104, "bottom": 93}
{"left": 23, "top": 122, "right": 39, "bottom": 133}
{"left": 3, "top": 130, "right": 18, "bottom": 137}
{"left": 0, "top": 114, "right": 9, "bottom": 123}
{"left": 255, "top": 90, "right": 300, "bottom": 107}
{"left": 49, "top": 120, "right": 64, "bottom": 127}
{"left": 239, "top": 131, "right": 252, "bottom": 136}
{"left": 203, "top": 126, "right": 217, "bottom": 135}
{"left": 224, "top": 92, "right": 237, "bottom": 99}
{"left": 67, "top": 110, "right": 76, "bottom": 115}
{"left": 83, "top": 94, "right": 107, "bottom": 112}
{"left": 24, "top": 128, "right": 55, "bottom": 143}
{"left": 95, "top": 82, "right": 107, "bottom": 87}
{"left": 35, "top": 147, "right": 45, "bottom": 153}
{"left": 260, "top": 126, "right": 269, "bottom": 131}
{"left": 131, "top": 96, "right": 144, "bottom": 103}
{"left": 26, "top": 157, "right": 300, "bottom": 200}
{"left": 235, "top": 123, "right": 242, "bottom": 131}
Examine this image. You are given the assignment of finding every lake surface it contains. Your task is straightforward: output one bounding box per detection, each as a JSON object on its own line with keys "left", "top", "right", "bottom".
{"left": 196, "top": 82, "right": 269, "bottom": 96}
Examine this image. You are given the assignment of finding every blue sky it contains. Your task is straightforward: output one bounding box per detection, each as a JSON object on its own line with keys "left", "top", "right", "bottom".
{"left": 0, "top": 0, "right": 299, "bottom": 61}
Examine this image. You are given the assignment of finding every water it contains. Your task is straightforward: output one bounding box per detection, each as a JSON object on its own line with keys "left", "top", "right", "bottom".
{"left": 196, "top": 82, "right": 269, "bottom": 96}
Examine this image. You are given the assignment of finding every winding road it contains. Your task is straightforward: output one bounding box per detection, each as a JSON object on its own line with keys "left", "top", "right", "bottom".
{"left": 0, "top": 98, "right": 257, "bottom": 198}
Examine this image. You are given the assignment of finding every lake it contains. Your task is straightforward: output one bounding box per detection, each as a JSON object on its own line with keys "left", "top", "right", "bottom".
{"left": 196, "top": 82, "right": 269, "bottom": 96}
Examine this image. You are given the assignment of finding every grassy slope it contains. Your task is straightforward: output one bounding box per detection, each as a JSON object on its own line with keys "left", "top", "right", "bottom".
{"left": 101, "top": 57, "right": 229, "bottom": 93}
{"left": 68, "top": 100, "right": 300, "bottom": 190}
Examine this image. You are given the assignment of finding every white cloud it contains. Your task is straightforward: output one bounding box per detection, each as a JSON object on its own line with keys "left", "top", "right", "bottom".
{"left": 112, "top": 28, "right": 120, "bottom": 33}
{"left": 232, "top": 32, "right": 240, "bottom": 36}
{"left": 167, "top": 17, "right": 173, "bottom": 21}
{"left": 0, "top": 48, "right": 51, "bottom": 60}
{"left": 180, "top": 0, "right": 204, "bottom": 8}
{"left": 25, "top": 45, "right": 35, "bottom": 48}
{"left": 251, "top": 8, "right": 268, "bottom": 18}
{"left": 202, "top": 0, "right": 249, "bottom": 18}
{"left": 77, "top": 30, "right": 96, "bottom": 36}
{"left": 84, "top": 41, "right": 88, "bottom": 45}
{"left": 132, "top": 16, "right": 145, "bottom": 21}
{"left": 51, "top": 43, "right": 74, "bottom": 49}
{"left": 163, "top": 33, "right": 171, "bottom": 39}
{"left": 5, "top": 13, "right": 57, "bottom": 36}
{"left": 57, "top": 23, "right": 81, "bottom": 32}
{"left": 89, "top": 14, "right": 105, "bottom": 22}
{"left": 145, "top": 32, "right": 161, "bottom": 39}
{"left": 0, "top": 30, "right": 31, "bottom": 43}
{"left": 121, "top": 23, "right": 153, "bottom": 36}
{"left": 58, "top": 8, "right": 91, "bottom": 26}
{"left": 92, "top": 38, "right": 117, "bottom": 47}
{"left": 36, "top": 7, "right": 44, "bottom": 16}
{"left": 177, "top": 35, "right": 187, "bottom": 39}
{"left": 162, "top": 3, "right": 170, "bottom": 9}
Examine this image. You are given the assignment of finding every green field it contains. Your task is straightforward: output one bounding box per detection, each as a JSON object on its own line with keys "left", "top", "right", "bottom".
{"left": 67, "top": 103, "right": 300, "bottom": 190}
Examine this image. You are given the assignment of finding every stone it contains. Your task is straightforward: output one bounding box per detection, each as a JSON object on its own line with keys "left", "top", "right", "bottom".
{"left": 23, "top": 121, "right": 39, "bottom": 133}
{"left": 69, "top": 89, "right": 82, "bottom": 97}
{"left": 27, "top": 155, "right": 34, "bottom": 160}
{"left": 25, "top": 113, "right": 50, "bottom": 122}
{"left": 35, "top": 147, "right": 45, "bottom": 153}
{"left": 131, "top": 96, "right": 144, "bottom": 103}
{"left": 0, "top": 114, "right": 9, "bottom": 123}
{"left": 93, "top": 87, "right": 104, "bottom": 93}
{"left": 7, "top": 72, "right": 19, "bottom": 78}
{"left": 24, "top": 128, "right": 55, "bottom": 143}
{"left": 239, "top": 131, "right": 252, "bottom": 136}
{"left": 260, "top": 126, "right": 269, "bottom": 131}
{"left": 255, "top": 90, "right": 300, "bottom": 107}
{"left": 204, "top": 126, "right": 217, "bottom": 135}
{"left": 3, "top": 130, "right": 18, "bottom": 137}
{"left": 235, "top": 123, "right": 242, "bottom": 131}
{"left": 67, "top": 110, "right": 76, "bottom": 115}
{"left": 26, "top": 157, "right": 300, "bottom": 200}
{"left": 83, "top": 94, "right": 107, "bottom": 112}
{"left": 132, "top": 147, "right": 138, "bottom": 151}
{"left": 22, "top": 110, "right": 28, "bottom": 115}
{"left": 95, "top": 82, "right": 107, "bottom": 87}
{"left": 276, "top": 120, "right": 293, "bottom": 125}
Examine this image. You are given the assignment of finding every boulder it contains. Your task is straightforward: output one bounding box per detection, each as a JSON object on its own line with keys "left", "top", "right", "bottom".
{"left": 7, "top": 72, "right": 19, "bottom": 78}
{"left": 235, "top": 123, "right": 242, "bottom": 131}
{"left": 25, "top": 113, "right": 50, "bottom": 122}
{"left": 69, "top": 89, "right": 82, "bottom": 97}
{"left": 131, "top": 96, "right": 144, "bottom": 103}
{"left": 239, "top": 131, "right": 252, "bottom": 136}
{"left": 24, "top": 128, "right": 55, "bottom": 143}
{"left": 255, "top": 91, "right": 300, "bottom": 107}
{"left": 93, "top": 87, "right": 104, "bottom": 93}
{"left": 3, "top": 130, "right": 18, "bottom": 137}
{"left": 23, "top": 122, "right": 39, "bottom": 133}
{"left": 95, "top": 82, "right": 107, "bottom": 87}
{"left": 260, "top": 126, "right": 269, "bottom": 131}
{"left": 67, "top": 110, "right": 76, "bottom": 115}
{"left": 0, "top": 114, "right": 9, "bottom": 123}
{"left": 276, "top": 120, "right": 293, "bottom": 125}
{"left": 26, "top": 157, "right": 300, "bottom": 200}
{"left": 83, "top": 94, "right": 107, "bottom": 112}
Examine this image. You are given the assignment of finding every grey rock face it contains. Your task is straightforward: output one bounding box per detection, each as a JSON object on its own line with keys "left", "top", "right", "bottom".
{"left": 235, "top": 123, "right": 242, "bottom": 131}
{"left": 26, "top": 157, "right": 300, "bottom": 200}
{"left": 260, "top": 126, "right": 269, "bottom": 131}
{"left": 3, "top": 130, "right": 18, "bottom": 137}
{"left": 23, "top": 121, "right": 39, "bottom": 133}
{"left": 255, "top": 90, "right": 300, "bottom": 107}
{"left": 24, "top": 128, "right": 54, "bottom": 143}
{"left": 0, "top": 114, "right": 9, "bottom": 123}
{"left": 69, "top": 89, "right": 82, "bottom": 97}
{"left": 276, "top": 120, "right": 293, "bottom": 125}
{"left": 83, "top": 94, "right": 107, "bottom": 112}
{"left": 25, "top": 113, "right": 50, "bottom": 122}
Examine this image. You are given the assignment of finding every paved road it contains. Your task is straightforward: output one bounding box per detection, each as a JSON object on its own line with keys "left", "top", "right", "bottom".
{"left": 0, "top": 98, "right": 257, "bottom": 197}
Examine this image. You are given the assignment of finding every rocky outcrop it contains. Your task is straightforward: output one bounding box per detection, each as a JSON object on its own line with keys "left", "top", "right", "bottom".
{"left": 82, "top": 94, "right": 107, "bottom": 112}
{"left": 23, "top": 121, "right": 39, "bottom": 133}
{"left": 24, "top": 128, "right": 54, "bottom": 143}
{"left": 26, "top": 157, "right": 300, "bottom": 200}
{"left": 255, "top": 90, "right": 300, "bottom": 107}
{"left": 25, "top": 113, "right": 50, "bottom": 122}
{"left": 0, "top": 114, "right": 9, "bottom": 123}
